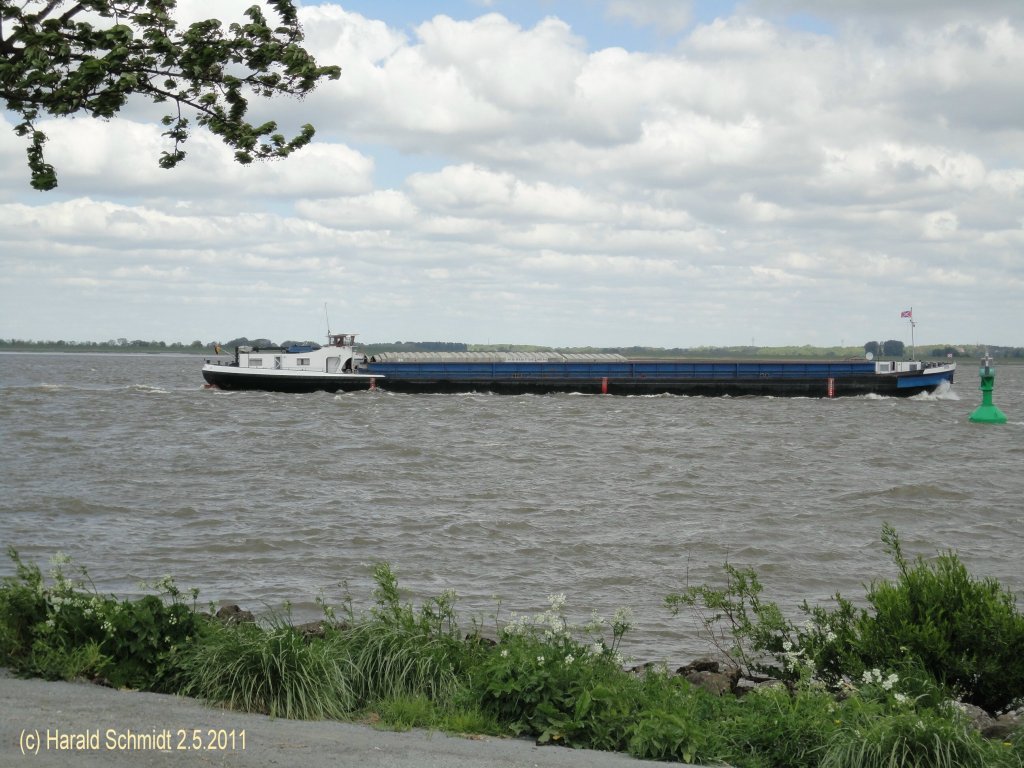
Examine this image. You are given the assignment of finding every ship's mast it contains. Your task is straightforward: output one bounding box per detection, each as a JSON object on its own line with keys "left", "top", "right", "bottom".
{"left": 908, "top": 307, "right": 916, "bottom": 359}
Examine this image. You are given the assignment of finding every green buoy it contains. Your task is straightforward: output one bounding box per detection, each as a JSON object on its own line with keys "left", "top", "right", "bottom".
{"left": 968, "top": 354, "right": 1007, "bottom": 424}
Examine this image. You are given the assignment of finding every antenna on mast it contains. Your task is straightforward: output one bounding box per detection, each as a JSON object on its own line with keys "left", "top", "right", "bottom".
{"left": 324, "top": 303, "right": 331, "bottom": 337}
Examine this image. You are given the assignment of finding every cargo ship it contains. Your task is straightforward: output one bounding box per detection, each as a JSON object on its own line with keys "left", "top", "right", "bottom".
{"left": 201, "top": 333, "right": 956, "bottom": 398}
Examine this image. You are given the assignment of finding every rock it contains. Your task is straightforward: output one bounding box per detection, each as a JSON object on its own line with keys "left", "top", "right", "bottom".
{"left": 983, "top": 711, "right": 1023, "bottom": 740}
{"left": 676, "top": 656, "right": 723, "bottom": 675}
{"left": 733, "top": 677, "right": 785, "bottom": 696}
{"left": 293, "top": 620, "right": 329, "bottom": 638}
{"left": 676, "top": 660, "right": 742, "bottom": 696}
{"left": 952, "top": 702, "right": 995, "bottom": 734}
{"left": 683, "top": 669, "right": 736, "bottom": 697}
{"left": 215, "top": 604, "right": 255, "bottom": 624}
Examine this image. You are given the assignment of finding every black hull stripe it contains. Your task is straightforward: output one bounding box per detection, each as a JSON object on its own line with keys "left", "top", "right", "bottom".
{"left": 202, "top": 369, "right": 951, "bottom": 398}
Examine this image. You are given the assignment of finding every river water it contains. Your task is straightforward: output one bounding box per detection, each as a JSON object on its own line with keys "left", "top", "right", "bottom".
{"left": 1, "top": 352, "right": 1022, "bottom": 665}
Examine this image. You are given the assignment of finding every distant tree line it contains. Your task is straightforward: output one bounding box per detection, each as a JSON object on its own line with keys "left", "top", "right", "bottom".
{"left": 973, "top": 345, "right": 1024, "bottom": 359}
{"left": 0, "top": 338, "right": 214, "bottom": 352}
{"left": 864, "top": 341, "right": 1024, "bottom": 359}
{"left": 863, "top": 340, "right": 906, "bottom": 357}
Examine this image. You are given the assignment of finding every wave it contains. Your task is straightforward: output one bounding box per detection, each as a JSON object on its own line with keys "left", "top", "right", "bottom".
{"left": 870, "top": 483, "right": 969, "bottom": 501}
{"left": 910, "top": 381, "right": 959, "bottom": 401}
{"left": 122, "top": 384, "right": 170, "bottom": 394}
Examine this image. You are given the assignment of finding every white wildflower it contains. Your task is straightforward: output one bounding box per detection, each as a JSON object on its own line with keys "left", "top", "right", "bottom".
{"left": 894, "top": 693, "right": 909, "bottom": 705}
{"left": 500, "top": 649, "right": 509, "bottom": 658}
{"left": 548, "top": 593, "right": 566, "bottom": 612}
{"left": 536, "top": 655, "right": 545, "bottom": 665}
{"left": 862, "top": 668, "right": 882, "bottom": 685}
{"left": 564, "top": 654, "right": 575, "bottom": 665}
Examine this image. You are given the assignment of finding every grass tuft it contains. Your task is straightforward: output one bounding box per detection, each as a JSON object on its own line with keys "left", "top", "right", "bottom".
{"left": 821, "top": 706, "right": 998, "bottom": 768}
{"left": 179, "top": 618, "right": 357, "bottom": 720}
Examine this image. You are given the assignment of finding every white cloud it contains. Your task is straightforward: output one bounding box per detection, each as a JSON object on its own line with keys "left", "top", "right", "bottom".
{"left": 687, "top": 16, "right": 784, "bottom": 54}
{"left": 405, "top": 164, "right": 612, "bottom": 222}
{"left": 6, "top": 117, "right": 375, "bottom": 201}
{"left": 296, "top": 190, "right": 419, "bottom": 229}
{"left": 415, "top": 14, "right": 585, "bottom": 112}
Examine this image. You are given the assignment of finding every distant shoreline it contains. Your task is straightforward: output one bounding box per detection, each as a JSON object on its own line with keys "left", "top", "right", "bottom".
{"left": 2, "top": 343, "right": 1020, "bottom": 363}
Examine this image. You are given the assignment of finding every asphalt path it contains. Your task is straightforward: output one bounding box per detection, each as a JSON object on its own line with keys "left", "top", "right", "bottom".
{"left": 1, "top": 672, "right": 694, "bottom": 768}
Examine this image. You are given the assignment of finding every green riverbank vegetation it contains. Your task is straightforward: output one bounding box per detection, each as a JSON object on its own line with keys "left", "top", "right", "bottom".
{"left": 2, "top": 528, "right": 1022, "bottom": 767}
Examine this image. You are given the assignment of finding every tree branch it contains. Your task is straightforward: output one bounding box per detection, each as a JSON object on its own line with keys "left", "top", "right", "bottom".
{"left": 5, "top": 0, "right": 339, "bottom": 189}
{"left": 58, "top": 3, "right": 87, "bottom": 24}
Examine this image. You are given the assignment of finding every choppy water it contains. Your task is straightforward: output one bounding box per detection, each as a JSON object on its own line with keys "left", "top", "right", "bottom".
{"left": 1, "top": 352, "right": 1022, "bottom": 665}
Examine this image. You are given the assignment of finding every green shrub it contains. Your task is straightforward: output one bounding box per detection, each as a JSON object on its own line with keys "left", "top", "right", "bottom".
{"left": 0, "top": 548, "right": 203, "bottom": 690}
{"left": 854, "top": 525, "right": 1024, "bottom": 713}
{"left": 666, "top": 562, "right": 793, "bottom": 678}
{"left": 476, "top": 626, "right": 627, "bottom": 746}
{"left": 670, "top": 527, "right": 1024, "bottom": 714}
{"left": 473, "top": 595, "right": 641, "bottom": 750}
{"left": 0, "top": 548, "right": 48, "bottom": 660}
{"left": 626, "top": 673, "right": 722, "bottom": 763}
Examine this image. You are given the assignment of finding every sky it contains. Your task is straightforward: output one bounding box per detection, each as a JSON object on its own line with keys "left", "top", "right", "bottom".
{"left": 1, "top": 0, "right": 1022, "bottom": 349}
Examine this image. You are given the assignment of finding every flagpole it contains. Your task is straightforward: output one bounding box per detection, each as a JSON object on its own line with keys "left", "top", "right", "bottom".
{"left": 910, "top": 307, "right": 915, "bottom": 360}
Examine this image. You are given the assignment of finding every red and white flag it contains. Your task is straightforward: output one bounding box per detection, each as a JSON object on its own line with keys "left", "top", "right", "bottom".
{"left": 900, "top": 309, "right": 913, "bottom": 318}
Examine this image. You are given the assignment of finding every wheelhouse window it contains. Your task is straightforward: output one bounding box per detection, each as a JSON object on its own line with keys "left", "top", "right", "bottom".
{"left": 250, "top": 358, "right": 263, "bottom": 367}
{"left": 298, "top": 358, "right": 310, "bottom": 366}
